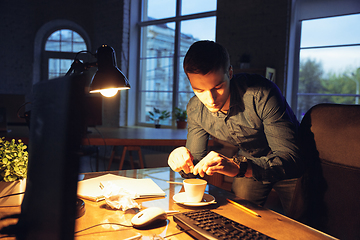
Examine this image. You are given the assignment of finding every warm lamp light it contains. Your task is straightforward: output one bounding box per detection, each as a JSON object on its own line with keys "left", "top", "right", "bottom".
{"left": 66, "top": 44, "right": 130, "bottom": 97}
{"left": 89, "top": 45, "right": 130, "bottom": 97}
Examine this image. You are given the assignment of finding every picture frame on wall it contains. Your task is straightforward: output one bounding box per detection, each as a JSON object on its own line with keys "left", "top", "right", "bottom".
{"left": 265, "top": 67, "right": 276, "bottom": 82}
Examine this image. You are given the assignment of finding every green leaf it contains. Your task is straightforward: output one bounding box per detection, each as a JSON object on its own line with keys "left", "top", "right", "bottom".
{"left": 0, "top": 138, "right": 28, "bottom": 181}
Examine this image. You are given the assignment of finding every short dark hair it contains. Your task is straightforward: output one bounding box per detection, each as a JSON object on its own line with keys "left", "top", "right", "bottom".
{"left": 183, "top": 40, "right": 230, "bottom": 75}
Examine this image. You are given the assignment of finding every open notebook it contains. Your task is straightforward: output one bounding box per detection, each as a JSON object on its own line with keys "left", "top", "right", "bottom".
{"left": 77, "top": 173, "right": 166, "bottom": 201}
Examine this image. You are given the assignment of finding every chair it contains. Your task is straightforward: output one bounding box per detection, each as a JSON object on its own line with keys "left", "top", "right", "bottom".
{"left": 290, "top": 103, "right": 360, "bottom": 240}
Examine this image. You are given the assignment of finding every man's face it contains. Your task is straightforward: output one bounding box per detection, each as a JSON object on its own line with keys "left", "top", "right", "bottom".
{"left": 188, "top": 67, "right": 232, "bottom": 113}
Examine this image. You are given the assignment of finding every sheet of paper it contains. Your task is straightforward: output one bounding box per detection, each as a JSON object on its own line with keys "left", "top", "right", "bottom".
{"left": 101, "top": 178, "right": 166, "bottom": 198}
{"left": 77, "top": 173, "right": 129, "bottom": 201}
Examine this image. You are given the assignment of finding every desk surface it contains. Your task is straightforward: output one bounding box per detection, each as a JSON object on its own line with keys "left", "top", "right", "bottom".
{"left": 0, "top": 167, "right": 337, "bottom": 240}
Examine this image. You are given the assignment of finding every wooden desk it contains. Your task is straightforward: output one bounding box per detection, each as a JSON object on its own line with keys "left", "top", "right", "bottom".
{"left": 0, "top": 167, "right": 337, "bottom": 239}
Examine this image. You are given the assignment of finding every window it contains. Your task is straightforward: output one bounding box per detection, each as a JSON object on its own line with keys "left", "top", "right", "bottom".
{"left": 137, "top": 0, "right": 217, "bottom": 127}
{"left": 296, "top": 13, "right": 360, "bottom": 118}
{"left": 44, "top": 29, "right": 87, "bottom": 80}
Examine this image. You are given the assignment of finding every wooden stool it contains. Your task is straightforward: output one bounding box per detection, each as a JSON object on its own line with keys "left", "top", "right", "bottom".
{"left": 107, "top": 146, "right": 145, "bottom": 170}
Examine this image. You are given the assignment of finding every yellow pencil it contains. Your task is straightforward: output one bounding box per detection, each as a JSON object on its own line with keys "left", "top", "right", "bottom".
{"left": 227, "top": 199, "right": 261, "bottom": 217}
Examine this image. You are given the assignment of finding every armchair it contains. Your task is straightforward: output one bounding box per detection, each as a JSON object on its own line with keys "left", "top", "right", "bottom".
{"left": 290, "top": 103, "right": 360, "bottom": 239}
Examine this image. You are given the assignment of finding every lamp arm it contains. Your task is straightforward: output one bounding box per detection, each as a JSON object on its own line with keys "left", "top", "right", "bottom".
{"left": 65, "top": 60, "right": 97, "bottom": 76}
{"left": 66, "top": 51, "right": 97, "bottom": 76}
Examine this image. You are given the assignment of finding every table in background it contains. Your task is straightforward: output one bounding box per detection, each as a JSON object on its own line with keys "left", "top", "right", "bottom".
{"left": 84, "top": 126, "right": 195, "bottom": 146}
{"left": 3, "top": 126, "right": 216, "bottom": 171}
{"left": 2, "top": 126, "right": 194, "bottom": 146}
{"left": 83, "top": 127, "right": 215, "bottom": 171}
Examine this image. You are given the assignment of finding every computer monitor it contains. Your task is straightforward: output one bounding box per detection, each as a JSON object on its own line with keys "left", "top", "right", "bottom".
{"left": 15, "top": 74, "right": 88, "bottom": 240}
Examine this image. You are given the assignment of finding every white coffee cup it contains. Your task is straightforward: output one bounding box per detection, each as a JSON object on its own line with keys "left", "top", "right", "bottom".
{"left": 183, "top": 179, "right": 207, "bottom": 202}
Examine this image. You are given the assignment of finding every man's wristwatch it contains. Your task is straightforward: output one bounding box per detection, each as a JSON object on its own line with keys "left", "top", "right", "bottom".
{"left": 232, "top": 155, "right": 248, "bottom": 177}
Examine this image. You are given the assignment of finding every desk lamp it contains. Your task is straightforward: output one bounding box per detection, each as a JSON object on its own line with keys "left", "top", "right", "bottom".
{"left": 66, "top": 44, "right": 131, "bottom": 97}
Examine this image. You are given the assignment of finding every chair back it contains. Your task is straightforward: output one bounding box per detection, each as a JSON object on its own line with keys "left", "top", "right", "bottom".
{"left": 292, "top": 103, "right": 360, "bottom": 240}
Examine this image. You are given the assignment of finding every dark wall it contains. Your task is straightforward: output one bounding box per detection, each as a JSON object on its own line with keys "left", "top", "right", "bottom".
{"left": 0, "top": 0, "right": 129, "bottom": 127}
{"left": 216, "top": 0, "right": 291, "bottom": 92}
{"left": 1, "top": 1, "right": 35, "bottom": 96}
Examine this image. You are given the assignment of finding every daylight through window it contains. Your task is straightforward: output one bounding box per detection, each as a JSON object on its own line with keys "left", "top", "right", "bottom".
{"left": 297, "top": 13, "right": 360, "bottom": 119}
{"left": 138, "top": 0, "right": 217, "bottom": 127}
{"left": 45, "top": 29, "right": 87, "bottom": 80}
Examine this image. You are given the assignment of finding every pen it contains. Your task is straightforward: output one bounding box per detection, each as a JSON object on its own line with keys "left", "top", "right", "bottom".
{"left": 166, "top": 181, "right": 183, "bottom": 185}
{"left": 227, "top": 199, "right": 261, "bottom": 217}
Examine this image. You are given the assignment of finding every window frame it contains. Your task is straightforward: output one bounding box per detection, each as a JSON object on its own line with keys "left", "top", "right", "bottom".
{"left": 43, "top": 29, "right": 89, "bottom": 80}
{"left": 33, "top": 20, "right": 91, "bottom": 85}
{"left": 286, "top": 0, "right": 360, "bottom": 117}
{"left": 132, "top": 0, "right": 217, "bottom": 128}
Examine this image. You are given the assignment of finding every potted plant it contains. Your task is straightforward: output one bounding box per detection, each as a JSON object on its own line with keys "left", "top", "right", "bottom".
{"left": 0, "top": 137, "right": 28, "bottom": 206}
{"left": 174, "top": 107, "right": 187, "bottom": 129}
{"left": 148, "top": 107, "right": 171, "bottom": 128}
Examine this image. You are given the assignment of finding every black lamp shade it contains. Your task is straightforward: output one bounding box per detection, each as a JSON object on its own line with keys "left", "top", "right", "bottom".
{"left": 89, "top": 45, "right": 130, "bottom": 95}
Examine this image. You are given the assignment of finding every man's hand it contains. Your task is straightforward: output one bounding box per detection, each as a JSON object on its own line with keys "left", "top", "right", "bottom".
{"left": 168, "top": 147, "right": 194, "bottom": 174}
{"left": 193, "top": 151, "right": 240, "bottom": 178}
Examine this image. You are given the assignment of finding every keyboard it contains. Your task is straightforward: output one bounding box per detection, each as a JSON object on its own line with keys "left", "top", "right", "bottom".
{"left": 173, "top": 209, "right": 275, "bottom": 240}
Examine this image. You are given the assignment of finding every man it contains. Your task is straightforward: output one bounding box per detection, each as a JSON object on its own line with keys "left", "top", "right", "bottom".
{"left": 168, "top": 40, "right": 305, "bottom": 215}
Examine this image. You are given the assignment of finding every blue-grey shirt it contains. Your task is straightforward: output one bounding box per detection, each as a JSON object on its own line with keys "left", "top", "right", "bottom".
{"left": 185, "top": 73, "right": 305, "bottom": 183}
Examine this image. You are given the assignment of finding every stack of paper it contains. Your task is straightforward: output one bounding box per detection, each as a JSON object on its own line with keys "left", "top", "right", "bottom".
{"left": 77, "top": 173, "right": 165, "bottom": 201}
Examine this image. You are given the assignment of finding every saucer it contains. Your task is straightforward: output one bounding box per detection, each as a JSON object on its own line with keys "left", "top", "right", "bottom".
{"left": 173, "top": 192, "right": 216, "bottom": 206}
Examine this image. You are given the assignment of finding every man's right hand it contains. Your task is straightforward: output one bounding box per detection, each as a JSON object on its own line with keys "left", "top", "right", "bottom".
{"left": 168, "top": 147, "right": 194, "bottom": 174}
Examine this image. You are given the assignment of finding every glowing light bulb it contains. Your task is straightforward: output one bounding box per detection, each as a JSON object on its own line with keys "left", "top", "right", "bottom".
{"left": 100, "top": 88, "right": 118, "bottom": 97}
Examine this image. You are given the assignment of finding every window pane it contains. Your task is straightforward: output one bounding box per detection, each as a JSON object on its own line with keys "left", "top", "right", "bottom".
{"left": 73, "top": 32, "right": 83, "bottom": 42}
{"left": 297, "top": 13, "right": 360, "bottom": 120}
{"left": 145, "top": 0, "right": 176, "bottom": 20}
{"left": 48, "top": 58, "right": 72, "bottom": 80}
{"left": 179, "top": 17, "right": 216, "bottom": 92}
{"left": 45, "top": 41, "right": 60, "bottom": 51}
{"left": 141, "top": 91, "right": 173, "bottom": 125}
{"left": 178, "top": 56, "right": 192, "bottom": 91}
{"left": 48, "top": 58, "right": 59, "bottom": 80}
{"left": 138, "top": 1, "right": 216, "bottom": 126}
{"left": 178, "top": 92, "right": 194, "bottom": 110}
{"left": 60, "top": 59, "right": 72, "bottom": 74}
{"left": 140, "top": 57, "right": 174, "bottom": 90}
{"left": 300, "top": 46, "right": 360, "bottom": 76}
{"left": 45, "top": 29, "right": 86, "bottom": 53}
{"left": 61, "top": 41, "right": 72, "bottom": 52}
{"left": 180, "top": 17, "right": 216, "bottom": 46}
{"left": 47, "top": 31, "right": 60, "bottom": 41}
{"left": 139, "top": 55, "right": 174, "bottom": 126}
{"left": 301, "top": 14, "right": 360, "bottom": 48}
{"left": 181, "top": 0, "right": 216, "bottom": 15}
{"left": 73, "top": 42, "right": 87, "bottom": 52}
{"left": 60, "top": 29, "right": 72, "bottom": 42}
{"left": 297, "top": 46, "right": 360, "bottom": 119}
{"left": 141, "top": 25, "right": 175, "bottom": 58}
